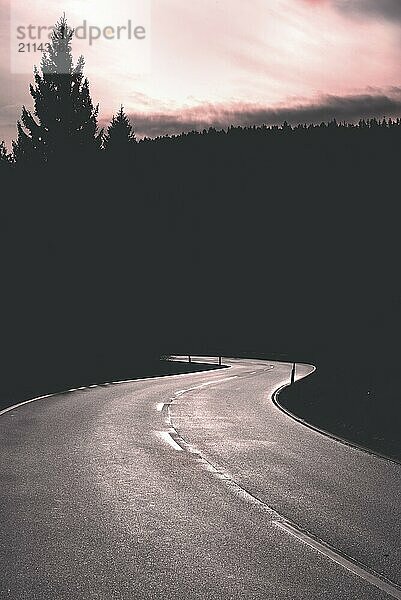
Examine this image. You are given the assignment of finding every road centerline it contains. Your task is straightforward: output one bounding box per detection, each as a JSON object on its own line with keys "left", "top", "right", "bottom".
{"left": 157, "top": 431, "right": 183, "bottom": 452}
{"left": 166, "top": 372, "right": 401, "bottom": 598}
{"left": 274, "top": 521, "right": 401, "bottom": 599}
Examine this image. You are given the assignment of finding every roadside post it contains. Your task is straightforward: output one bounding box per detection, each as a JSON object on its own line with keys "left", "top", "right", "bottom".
{"left": 291, "top": 362, "right": 296, "bottom": 384}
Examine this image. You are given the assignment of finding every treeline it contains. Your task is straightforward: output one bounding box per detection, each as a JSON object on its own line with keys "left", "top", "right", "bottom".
{"left": 3, "top": 114, "right": 401, "bottom": 169}
{"left": 142, "top": 115, "right": 401, "bottom": 147}
{"left": 3, "top": 101, "right": 401, "bottom": 168}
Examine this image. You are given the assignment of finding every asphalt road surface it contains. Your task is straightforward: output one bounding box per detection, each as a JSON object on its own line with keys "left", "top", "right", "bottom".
{"left": 1, "top": 357, "right": 400, "bottom": 599}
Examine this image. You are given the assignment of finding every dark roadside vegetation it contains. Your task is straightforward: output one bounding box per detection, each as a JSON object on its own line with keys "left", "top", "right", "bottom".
{"left": 279, "top": 366, "right": 401, "bottom": 463}
{"left": 1, "top": 18, "right": 400, "bottom": 460}
{"left": 0, "top": 357, "right": 225, "bottom": 413}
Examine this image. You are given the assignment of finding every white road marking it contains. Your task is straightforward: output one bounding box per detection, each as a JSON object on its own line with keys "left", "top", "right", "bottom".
{"left": 156, "top": 403, "right": 164, "bottom": 412}
{"left": 175, "top": 376, "right": 238, "bottom": 396}
{"left": 0, "top": 394, "right": 56, "bottom": 417}
{"left": 0, "top": 366, "right": 234, "bottom": 420}
{"left": 7, "top": 360, "right": 395, "bottom": 597}
{"left": 158, "top": 431, "right": 183, "bottom": 452}
{"left": 167, "top": 373, "right": 401, "bottom": 600}
{"left": 274, "top": 521, "right": 401, "bottom": 599}
{"left": 166, "top": 409, "right": 284, "bottom": 516}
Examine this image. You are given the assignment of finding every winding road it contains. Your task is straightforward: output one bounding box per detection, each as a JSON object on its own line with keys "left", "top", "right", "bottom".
{"left": 0, "top": 357, "right": 400, "bottom": 599}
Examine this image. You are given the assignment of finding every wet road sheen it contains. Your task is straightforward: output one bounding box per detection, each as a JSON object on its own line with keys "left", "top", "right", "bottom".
{"left": 0, "top": 357, "right": 400, "bottom": 599}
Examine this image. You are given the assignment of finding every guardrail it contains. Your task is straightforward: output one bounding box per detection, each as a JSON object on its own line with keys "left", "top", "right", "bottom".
{"left": 188, "top": 355, "right": 222, "bottom": 366}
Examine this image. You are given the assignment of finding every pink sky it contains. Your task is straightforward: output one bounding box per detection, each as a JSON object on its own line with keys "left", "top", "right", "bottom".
{"left": 1, "top": 0, "right": 401, "bottom": 147}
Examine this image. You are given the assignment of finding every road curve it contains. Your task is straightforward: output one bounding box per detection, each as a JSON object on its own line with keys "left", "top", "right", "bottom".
{"left": 0, "top": 357, "right": 400, "bottom": 599}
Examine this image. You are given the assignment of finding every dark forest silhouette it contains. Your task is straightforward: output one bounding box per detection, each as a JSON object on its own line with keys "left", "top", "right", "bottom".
{"left": 1, "top": 17, "right": 401, "bottom": 458}
{"left": 2, "top": 17, "right": 401, "bottom": 167}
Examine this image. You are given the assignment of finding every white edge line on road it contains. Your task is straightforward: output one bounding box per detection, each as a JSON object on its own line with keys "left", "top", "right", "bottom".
{"left": 0, "top": 360, "right": 232, "bottom": 419}
{"left": 272, "top": 371, "right": 401, "bottom": 467}
{"left": 158, "top": 431, "right": 183, "bottom": 452}
{"left": 0, "top": 394, "right": 56, "bottom": 417}
{"left": 4, "top": 359, "right": 399, "bottom": 598}
{"left": 167, "top": 369, "right": 401, "bottom": 599}
{"left": 274, "top": 521, "right": 401, "bottom": 600}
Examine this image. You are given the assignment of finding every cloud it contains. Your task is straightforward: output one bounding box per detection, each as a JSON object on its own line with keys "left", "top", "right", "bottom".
{"left": 122, "top": 91, "right": 401, "bottom": 138}
{"left": 332, "top": 0, "right": 401, "bottom": 22}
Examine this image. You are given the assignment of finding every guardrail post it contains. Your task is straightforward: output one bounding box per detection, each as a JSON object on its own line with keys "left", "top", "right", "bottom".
{"left": 291, "top": 362, "right": 296, "bottom": 384}
{"left": 188, "top": 355, "right": 191, "bottom": 363}
{"left": 218, "top": 356, "right": 222, "bottom": 366}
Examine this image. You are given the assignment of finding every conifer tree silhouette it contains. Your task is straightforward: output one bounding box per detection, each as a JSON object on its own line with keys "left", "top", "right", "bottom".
{"left": 103, "top": 106, "right": 137, "bottom": 157}
{"left": 0, "top": 141, "right": 11, "bottom": 166}
{"left": 13, "top": 16, "right": 101, "bottom": 164}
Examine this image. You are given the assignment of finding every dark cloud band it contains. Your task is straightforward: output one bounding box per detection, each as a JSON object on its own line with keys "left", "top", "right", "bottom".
{"left": 333, "top": 0, "right": 401, "bottom": 22}
{"left": 124, "top": 91, "right": 401, "bottom": 139}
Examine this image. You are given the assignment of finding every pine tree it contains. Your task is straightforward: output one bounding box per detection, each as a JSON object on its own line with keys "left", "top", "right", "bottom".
{"left": 13, "top": 16, "right": 102, "bottom": 164}
{"left": 0, "top": 141, "right": 12, "bottom": 167}
{"left": 103, "top": 106, "right": 136, "bottom": 158}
